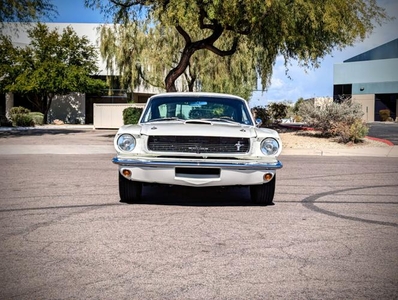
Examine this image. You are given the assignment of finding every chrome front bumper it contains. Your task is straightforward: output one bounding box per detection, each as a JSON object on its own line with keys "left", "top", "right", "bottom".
{"left": 112, "top": 157, "right": 283, "bottom": 170}
{"left": 113, "top": 156, "right": 282, "bottom": 187}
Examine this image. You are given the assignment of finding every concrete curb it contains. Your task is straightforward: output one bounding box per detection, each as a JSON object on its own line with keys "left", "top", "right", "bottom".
{"left": 365, "top": 136, "right": 395, "bottom": 146}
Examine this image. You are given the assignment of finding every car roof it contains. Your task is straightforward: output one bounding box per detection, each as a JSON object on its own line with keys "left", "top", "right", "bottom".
{"left": 149, "top": 92, "right": 246, "bottom": 101}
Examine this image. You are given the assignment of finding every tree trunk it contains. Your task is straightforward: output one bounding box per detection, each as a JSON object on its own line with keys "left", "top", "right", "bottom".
{"left": 42, "top": 94, "right": 53, "bottom": 124}
{"left": 164, "top": 24, "right": 236, "bottom": 92}
{"left": 165, "top": 45, "right": 194, "bottom": 92}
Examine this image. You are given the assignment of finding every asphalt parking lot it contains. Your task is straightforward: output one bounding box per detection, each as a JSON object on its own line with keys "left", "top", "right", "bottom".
{"left": 0, "top": 126, "right": 398, "bottom": 299}
{"left": 368, "top": 122, "right": 398, "bottom": 145}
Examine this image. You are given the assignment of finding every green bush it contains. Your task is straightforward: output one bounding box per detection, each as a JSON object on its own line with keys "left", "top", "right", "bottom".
{"left": 350, "top": 119, "right": 369, "bottom": 142}
{"left": 14, "top": 114, "right": 34, "bottom": 127}
{"left": 9, "top": 106, "right": 35, "bottom": 127}
{"left": 123, "top": 107, "right": 143, "bottom": 125}
{"left": 268, "top": 102, "right": 289, "bottom": 123}
{"left": 253, "top": 102, "right": 289, "bottom": 125}
{"left": 29, "top": 112, "right": 44, "bottom": 125}
{"left": 379, "top": 109, "right": 390, "bottom": 121}
{"left": 331, "top": 119, "right": 369, "bottom": 143}
{"left": 252, "top": 106, "right": 271, "bottom": 126}
{"left": 9, "top": 106, "right": 31, "bottom": 115}
{"left": 298, "top": 98, "right": 367, "bottom": 143}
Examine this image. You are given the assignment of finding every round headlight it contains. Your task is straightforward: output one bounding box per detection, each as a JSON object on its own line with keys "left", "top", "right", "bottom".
{"left": 117, "top": 134, "right": 136, "bottom": 152}
{"left": 260, "top": 138, "right": 279, "bottom": 155}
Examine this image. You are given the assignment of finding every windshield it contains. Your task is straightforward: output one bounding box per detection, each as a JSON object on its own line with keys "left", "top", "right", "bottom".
{"left": 140, "top": 95, "right": 254, "bottom": 125}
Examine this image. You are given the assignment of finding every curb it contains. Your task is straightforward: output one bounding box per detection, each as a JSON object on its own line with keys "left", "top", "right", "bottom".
{"left": 365, "top": 136, "right": 394, "bottom": 146}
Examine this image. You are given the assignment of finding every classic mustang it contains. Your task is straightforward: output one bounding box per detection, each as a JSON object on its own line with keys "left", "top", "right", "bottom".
{"left": 112, "top": 92, "right": 283, "bottom": 205}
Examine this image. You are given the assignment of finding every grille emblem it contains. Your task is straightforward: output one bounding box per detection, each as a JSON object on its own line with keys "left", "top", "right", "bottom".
{"left": 235, "top": 141, "right": 244, "bottom": 151}
{"left": 188, "top": 146, "right": 209, "bottom": 153}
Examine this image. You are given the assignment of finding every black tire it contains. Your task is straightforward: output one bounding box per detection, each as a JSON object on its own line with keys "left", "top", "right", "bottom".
{"left": 250, "top": 176, "right": 276, "bottom": 205}
{"left": 119, "top": 173, "right": 142, "bottom": 203}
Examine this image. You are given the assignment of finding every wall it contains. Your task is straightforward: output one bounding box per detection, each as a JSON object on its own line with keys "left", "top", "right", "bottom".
{"left": 93, "top": 103, "right": 145, "bottom": 129}
{"left": 334, "top": 58, "right": 398, "bottom": 90}
{"left": 352, "top": 94, "right": 375, "bottom": 122}
{"left": 48, "top": 93, "right": 86, "bottom": 124}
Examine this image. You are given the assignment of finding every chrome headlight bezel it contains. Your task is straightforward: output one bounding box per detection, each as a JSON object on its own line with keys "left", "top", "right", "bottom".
{"left": 260, "top": 138, "right": 279, "bottom": 156}
{"left": 117, "top": 134, "right": 136, "bottom": 152}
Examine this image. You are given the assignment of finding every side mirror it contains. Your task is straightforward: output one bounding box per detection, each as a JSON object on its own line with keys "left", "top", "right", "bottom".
{"left": 256, "top": 118, "right": 262, "bottom": 127}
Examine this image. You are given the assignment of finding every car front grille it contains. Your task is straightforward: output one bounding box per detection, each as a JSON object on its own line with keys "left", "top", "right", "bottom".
{"left": 148, "top": 136, "right": 250, "bottom": 154}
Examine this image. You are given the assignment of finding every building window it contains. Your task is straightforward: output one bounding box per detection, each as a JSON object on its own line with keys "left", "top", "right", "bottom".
{"left": 333, "top": 84, "right": 352, "bottom": 102}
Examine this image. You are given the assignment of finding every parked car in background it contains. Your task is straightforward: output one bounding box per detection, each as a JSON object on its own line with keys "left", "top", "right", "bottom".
{"left": 112, "top": 92, "right": 283, "bottom": 205}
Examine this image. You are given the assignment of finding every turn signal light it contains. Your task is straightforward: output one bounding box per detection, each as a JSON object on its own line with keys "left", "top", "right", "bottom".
{"left": 122, "top": 169, "right": 132, "bottom": 177}
{"left": 263, "top": 173, "right": 273, "bottom": 181}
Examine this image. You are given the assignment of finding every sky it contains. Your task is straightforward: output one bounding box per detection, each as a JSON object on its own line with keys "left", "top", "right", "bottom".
{"left": 48, "top": 0, "right": 398, "bottom": 106}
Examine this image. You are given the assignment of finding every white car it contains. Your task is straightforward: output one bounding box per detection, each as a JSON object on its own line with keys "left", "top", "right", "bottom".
{"left": 112, "top": 92, "right": 283, "bottom": 205}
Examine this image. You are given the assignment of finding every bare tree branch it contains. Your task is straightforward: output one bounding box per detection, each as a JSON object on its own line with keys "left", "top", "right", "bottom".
{"left": 175, "top": 25, "right": 191, "bottom": 44}
{"left": 204, "top": 37, "right": 239, "bottom": 56}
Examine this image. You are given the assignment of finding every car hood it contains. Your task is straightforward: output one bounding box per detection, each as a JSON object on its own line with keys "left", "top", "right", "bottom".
{"left": 140, "top": 120, "right": 256, "bottom": 138}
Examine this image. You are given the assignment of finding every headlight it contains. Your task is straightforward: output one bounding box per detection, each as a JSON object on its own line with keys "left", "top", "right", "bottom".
{"left": 260, "top": 138, "right": 279, "bottom": 155}
{"left": 117, "top": 134, "right": 136, "bottom": 152}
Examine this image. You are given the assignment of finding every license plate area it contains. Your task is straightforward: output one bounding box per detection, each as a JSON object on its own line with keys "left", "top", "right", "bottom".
{"left": 175, "top": 167, "right": 221, "bottom": 179}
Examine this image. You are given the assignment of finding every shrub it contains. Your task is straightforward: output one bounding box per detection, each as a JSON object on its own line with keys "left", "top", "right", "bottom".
{"left": 9, "top": 106, "right": 35, "bottom": 127}
{"left": 252, "top": 103, "right": 290, "bottom": 126}
{"left": 331, "top": 119, "right": 369, "bottom": 143}
{"left": 298, "top": 98, "right": 363, "bottom": 135}
{"left": 379, "top": 109, "right": 390, "bottom": 121}
{"left": 9, "top": 106, "right": 30, "bottom": 116}
{"left": 298, "top": 98, "right": 366, "bottom": 143}
{"left": 268, "top": 102, "right": 289, "bottom": 123}
{"left": 350, "top": 119, "right": 369, "bottom": 142}
{"left": 252, "top": 106, "right": 271, "bottom": 126}
{"left": 13, "top": 114, "right": 34, "bottom": 127}
{"left": 29, "top": 112, "right": 44, "bottom": 125}
{"left": 294, "top": 115, "right": 303, "bottom": 122}
{"left": 123, "top": 107, "right": 143, "bottom": 125}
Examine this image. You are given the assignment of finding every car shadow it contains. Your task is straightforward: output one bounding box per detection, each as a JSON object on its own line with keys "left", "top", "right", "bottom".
{"left": 0, "top": 128, "right": 88, "bottom": 138}
{"left": 122, "top": 185, "right": 274, "bottom": 207}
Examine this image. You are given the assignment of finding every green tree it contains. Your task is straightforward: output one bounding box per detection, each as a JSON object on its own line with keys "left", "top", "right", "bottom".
{"left": 99, "top": 22, "right": 257, "bottom": 99}
{"left": 268, "top": 102, "right": 289, "bottom": 123}
{"left": 293, "top": 98, "right": 305, "bottom": 114}
{"left": 0, "top": 0, "right": 56, "bottom": 24}
{"left": 0, "top": 23, "right": 107, "bottom": 123}
{"left": 86, "top": 0, "right": 390, "bottom": 93}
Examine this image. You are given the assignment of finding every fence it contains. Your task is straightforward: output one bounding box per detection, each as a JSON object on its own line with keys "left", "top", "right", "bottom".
{"left": 93, "top": 103, "right": 145, "bottom": 129}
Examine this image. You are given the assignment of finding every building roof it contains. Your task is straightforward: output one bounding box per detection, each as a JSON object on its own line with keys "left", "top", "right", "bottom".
{"left": 344, "top": 38, "right": 398, "bottom": 62}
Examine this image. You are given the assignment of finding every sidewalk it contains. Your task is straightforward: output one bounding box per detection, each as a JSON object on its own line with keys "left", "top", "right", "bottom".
{"left": 281, "top": 146, "right": 398, "bottom": 157}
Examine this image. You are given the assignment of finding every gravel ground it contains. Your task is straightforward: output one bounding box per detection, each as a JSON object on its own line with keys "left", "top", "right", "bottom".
{"left": 279, "top": 131, "right": 390, "bottom": 149}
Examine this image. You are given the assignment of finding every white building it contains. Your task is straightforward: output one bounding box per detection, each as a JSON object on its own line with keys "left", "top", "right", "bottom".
{"left": 1, "top": 23, "right": 163, "bottom": 124}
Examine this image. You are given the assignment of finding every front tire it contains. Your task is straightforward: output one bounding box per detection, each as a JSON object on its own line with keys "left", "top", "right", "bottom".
{"left": 119, "top": 173, "right": 142, "bottom": 203}
{"left": 250, "top": 176, "right": 276, "bottom": 205}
